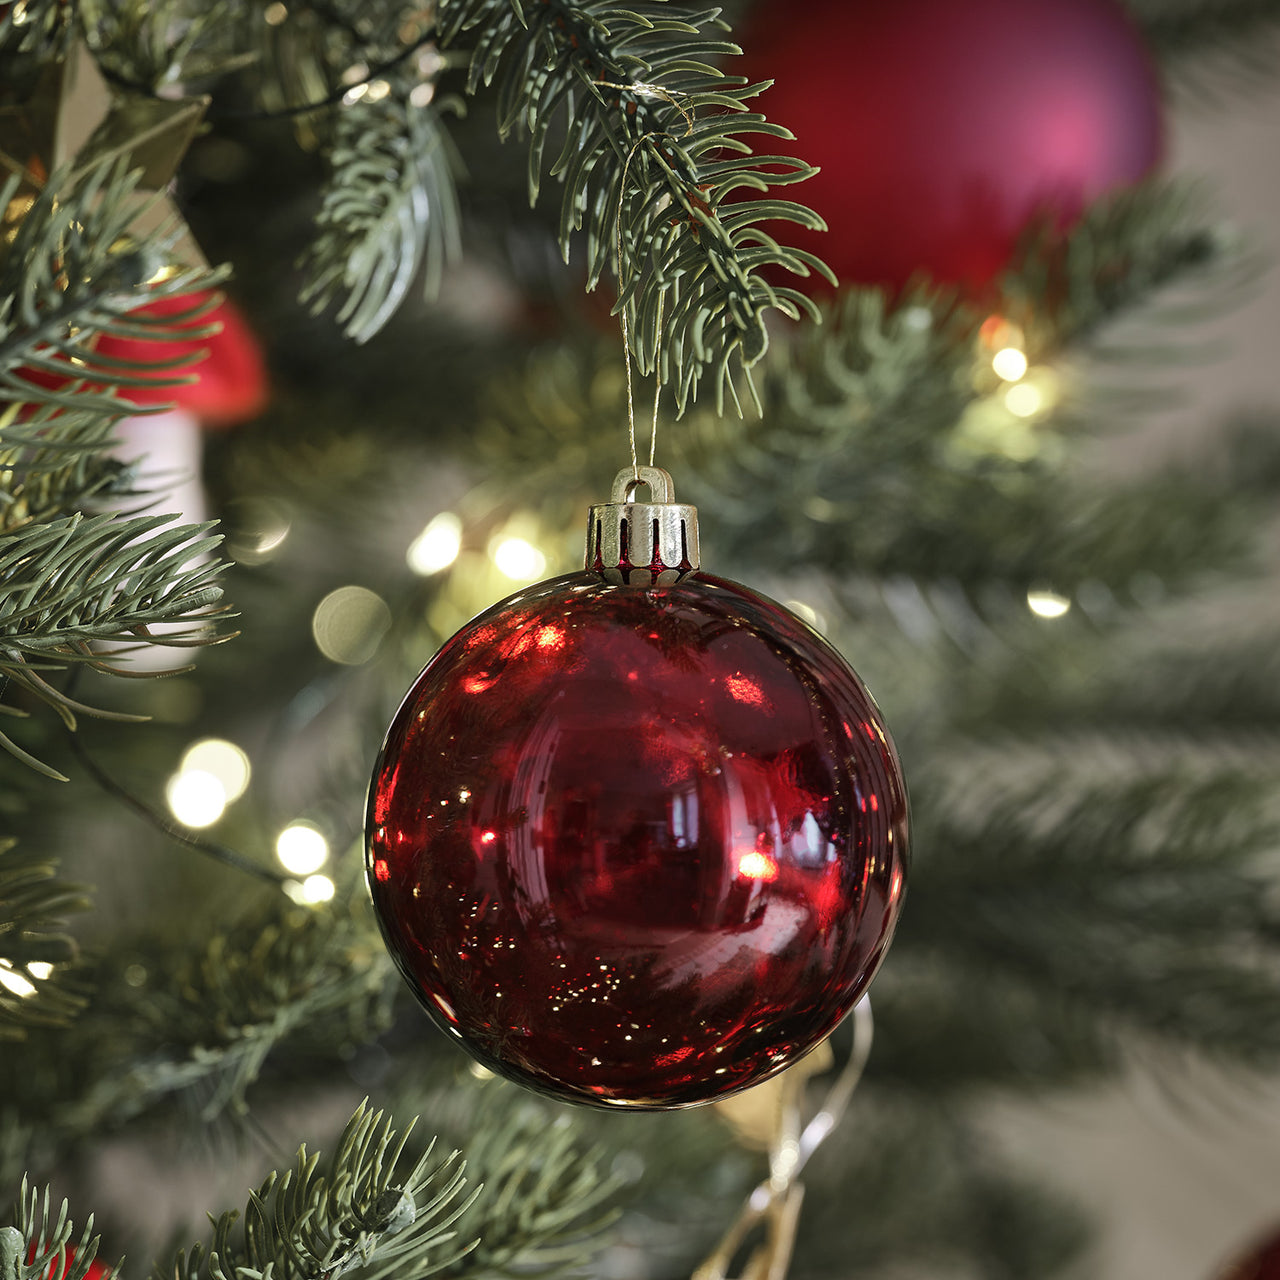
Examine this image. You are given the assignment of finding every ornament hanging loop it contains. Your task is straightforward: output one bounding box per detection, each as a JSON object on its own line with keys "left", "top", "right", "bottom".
{"left": 612, "top": 465, "right": 674, "bottom": 504}
{"left": 588, "top": 465, "right": 699, "bottom": 586}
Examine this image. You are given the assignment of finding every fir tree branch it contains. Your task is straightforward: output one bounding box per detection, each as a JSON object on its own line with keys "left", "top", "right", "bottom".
{"left": 0, "top": 892, "right": 395, "bottom": 1139}
{"left": 438, "top": 0, "right": 833, "bottom": 412}
{"left": 6, "top": 1180, "right": 111, "bottom": 1280}
{"left": 0, "top": 511, "right": 230, "bottom": 775}
{"left": 0, "top": 840, "right": 90, "bottom": 1041}
{"left": 894, "top": 770, "right": 1280, "bottom": 1079}
{"left": 163, "top": 1103, "right": 478, "bottom": 1280}
{"left": 300, "top": 67, "right": 462, "bottom": 343}
{"left": 442, "top": 1100, "right": 619, "bottom": 1279}
{"left": 0, "top": 161, "right": 223, "bottom": 413}
{"left": 1135, "top": 0, "right": 1280, "bottom": 101}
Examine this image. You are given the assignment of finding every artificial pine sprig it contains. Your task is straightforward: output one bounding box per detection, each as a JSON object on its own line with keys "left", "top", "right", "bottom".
{"left": 0, "top": 162, "right": 221, "bottom": 415}
{"left": 163, "top": 1104, "right": 477, "bottom": 1280}
{"left": 438, "top": 0, "right": 834, "bottom": 412}
{"left": 0, "top": 841, "right": 89, "bottom": 1040}
{"left": 0, "top": 513, "right": 229, "bottom": 778}
{"left": 300, "top": 63, "right": 462, "bottom": 342}
{"left": 5, "top": 1181, "right": 110, "bottom": 1280}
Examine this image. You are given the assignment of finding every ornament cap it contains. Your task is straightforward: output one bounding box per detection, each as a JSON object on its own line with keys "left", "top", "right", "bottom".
{"left": 586, "top": 466, "right": 699, "bottom": 586}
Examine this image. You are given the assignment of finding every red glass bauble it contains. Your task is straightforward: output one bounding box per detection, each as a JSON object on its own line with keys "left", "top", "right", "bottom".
{"left": 1216, "top": 1224, "right": 1280, "bottom": 1280}
{"left": 737, "top": 0, "right": 1164, "bottom": 292}
{"left": 367, "top": 572, "right": 907, "bottom": 1109}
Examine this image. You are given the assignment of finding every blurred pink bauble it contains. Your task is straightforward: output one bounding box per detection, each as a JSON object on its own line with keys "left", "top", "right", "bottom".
{"left": 738, "top": 0, "right": 1164, "bottom": 292}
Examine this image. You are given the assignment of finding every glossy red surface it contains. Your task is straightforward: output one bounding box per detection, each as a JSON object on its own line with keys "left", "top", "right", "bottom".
{"left": 737, "top": 0, "right": 1162, "bottom": 292}
{"left": 367, "top": 573, "right": 907, "bottom": 1108}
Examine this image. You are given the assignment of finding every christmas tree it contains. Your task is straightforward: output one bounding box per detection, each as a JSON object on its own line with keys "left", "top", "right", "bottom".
{"left": 4, "top": 2, "right": 1280, "bottom": 1278}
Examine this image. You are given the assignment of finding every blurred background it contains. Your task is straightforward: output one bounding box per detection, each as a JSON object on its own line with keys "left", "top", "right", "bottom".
{"left": 6, "top": 3, "right": 1280, "bottom": 1280}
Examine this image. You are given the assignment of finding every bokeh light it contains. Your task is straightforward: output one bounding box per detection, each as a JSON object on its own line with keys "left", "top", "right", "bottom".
{"left": 276, "top": 822, "right": 330, "bottom": 876}
{"left": 181, "top": 738, "right": 251, "bottom": 802}
{"left": 992, "top": 347, "right": 1029, "bottom": 381}
{"left": 166, "top": 768, "right": 227, "bottom": 828}
{"left": 312, "top": 585, "right": 392, "bottom": 665}
{"left": 1027, "top": 589, "right": 1072, "bottom": 619}
{"left": 492, "top": 536, "right": 547, "bottom": 581}
{"left": 407, "top": 512, "right": 463, "bottom": 575}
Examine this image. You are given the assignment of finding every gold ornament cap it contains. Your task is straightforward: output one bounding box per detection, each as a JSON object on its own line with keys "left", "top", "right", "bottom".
{"left": 586, "top": 466, "right": 699, "bottom": 586}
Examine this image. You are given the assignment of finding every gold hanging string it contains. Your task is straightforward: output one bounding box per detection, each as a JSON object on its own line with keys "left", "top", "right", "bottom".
{"left": 694, "top": 998, "right": 875, "bottom": 1280}
{"left": 601, "top": 80, "right": 694, "bottom": 482}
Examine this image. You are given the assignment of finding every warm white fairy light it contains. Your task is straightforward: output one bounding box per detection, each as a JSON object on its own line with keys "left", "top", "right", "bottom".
{"left": 1026, "top": 589, "right": 1072, "bottom": 619}
{"left": 492, "top": 536, "right": 546, "bottom": 581}
{"left": 28, "top": 962, "right": 53, "bottom": 980}
{"left": 284, "top": 874, "right": 336, "bottom": 905}
{"left": 312, "top": 585, "right": 392, "bottom": 665}
{"left": 181, "top": 739, "right": 251, "bottom": 803}
{"left": 276, "top": 823, "right": 330, "bottom": 876}
{"left": 992, "top": 347, "right": 1029, "bottom": 381}
{"left": 784, "top": 600, "right": 826, "bottom": 632}
{"left": 0, "top": 960, "right": 37, "bottom": 998}
{"left": 407, "top": 512, "right": 463, "bottom": 575}
{"left": 166, "top": 768, "right": 227, "bottom": 828}
{"left": 1005, "top": 382, "right": 1043, "bottom": 417}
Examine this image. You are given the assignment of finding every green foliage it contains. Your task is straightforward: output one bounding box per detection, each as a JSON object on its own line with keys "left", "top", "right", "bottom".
{"left": 879, "top": 770, "right": 1280, "bottom": 1089}
{"left": 6, "top": 1180, "right": 112, "bottom": 1280}
{"left": 300, "top": 67, "right": 462, "bottom": 343}
{"left": 0, "top": 840, "right": 89, "bottom": 1040}
{"left": 83, "top": 893, "right": 395, "bottom": 1126}
{"left": 77, "top": 0, "right": 244, "bottom": 87}
{"left": 0, "top": 160, "right": 220, "bottom": 415}
{"left": 1135, "top": 0, "right": 1280, "bottom": 99}
{"left": 442, "top": 1100, "right": 619, "bottom": 1279}
{"left": 439, "top": 0, "right": 832, "bottom": 412}
{"left": 791, "top": 1095, "right": 1090, "bottom": 1280}
{"left": 0, "top": 512, "right": 228, "bottom": 778}
{"left": 163, "top": 1104, "right": 477, "bottom": 1280}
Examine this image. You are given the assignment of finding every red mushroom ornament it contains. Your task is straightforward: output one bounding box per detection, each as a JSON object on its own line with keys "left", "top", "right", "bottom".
{"left": 101, "top": 290, "right": 268, "bottom": 668}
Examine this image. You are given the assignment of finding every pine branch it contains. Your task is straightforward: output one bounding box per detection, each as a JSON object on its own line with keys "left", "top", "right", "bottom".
{"left": 0, "top": 888, "right": 396, "bottom": 1144}
{"left": 895, "top": 770, "right": 1280, "bottom": 1077}
{"left": 0, "top": 407, "right": 132, "bottom": 538}
{"left": 77, "top": 0, "right": 245, "bottom": 88}
{"left": 0, "top": 0, "right": 67, "bottom": 65}
{"left": 0, "top": 158, "right": 224, "bottom": 529}
{"left": 0, "top": 840, "right": 90, "bottom": 1041}
{"left": 1136, "top": 0, "right": 1280, "bottom": 101}
{"left": 438, "top": 0, "right": 832, "bottom": 412}
{"left": 5, "top": 1180, "right": 112, "bottom": 1280}
{"left": 0, "top": 161, "right": 222, "bottom": 416}
{"left": 164, "top": 1104, "right": 478, "bottom": 1280}
{"left": 0, "top": 512, "right": 229, "bottom": 777}
{"left": 442, "top": 1100, "right": 619, "bottom": 1279}
{"left": 300, "top": 67, "right": 462, "bottom": 343}
{"left": 791, "top": 1095, "right": 1089, "bottom": 1280}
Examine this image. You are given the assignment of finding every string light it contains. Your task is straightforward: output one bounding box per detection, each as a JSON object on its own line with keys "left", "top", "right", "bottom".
{"left": 0, "top": 959, "right": 36, "bottom": 998}
{"left": 784, "top": 600, "right": 825, "bottom": 631}
{"left": 283, "top": 874, "right": 337, "bottom": 905}
{"left": 992, "top": 347, "right": 1028, "bottom": 381}
{"left": 181, "top": 739, "right": 251, "bottom": 802}
{"left": 166, "top": 768, "right": 227, "bottom": 828}
{"left": 1027, "top": 589, "right": 1071, "bottom": 619}
{"left": 312, "top": 585, "right": 392, "bottom": 665}
{"left": 407, "top": 512, "right": 462, "bottom": 575}
{"left": 492, "top": 536, "right": 546, "bottom": 581}
{"left": 276, "top": 822, "right": 330, "bottom": 876}
{"left": 1005, "top": 382, "right": 1042, "bottom": 417}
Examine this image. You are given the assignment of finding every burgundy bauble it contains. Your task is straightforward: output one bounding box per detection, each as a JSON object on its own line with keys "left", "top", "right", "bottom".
{"left": 1216, "top": 1224, "right": 1280, "bottom": 1280}
{"left": 737, "top": 0, "right": 1164, "bottom": 292}
{"left": 367, "top": 567, "right": 907, "bottom": 1109}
